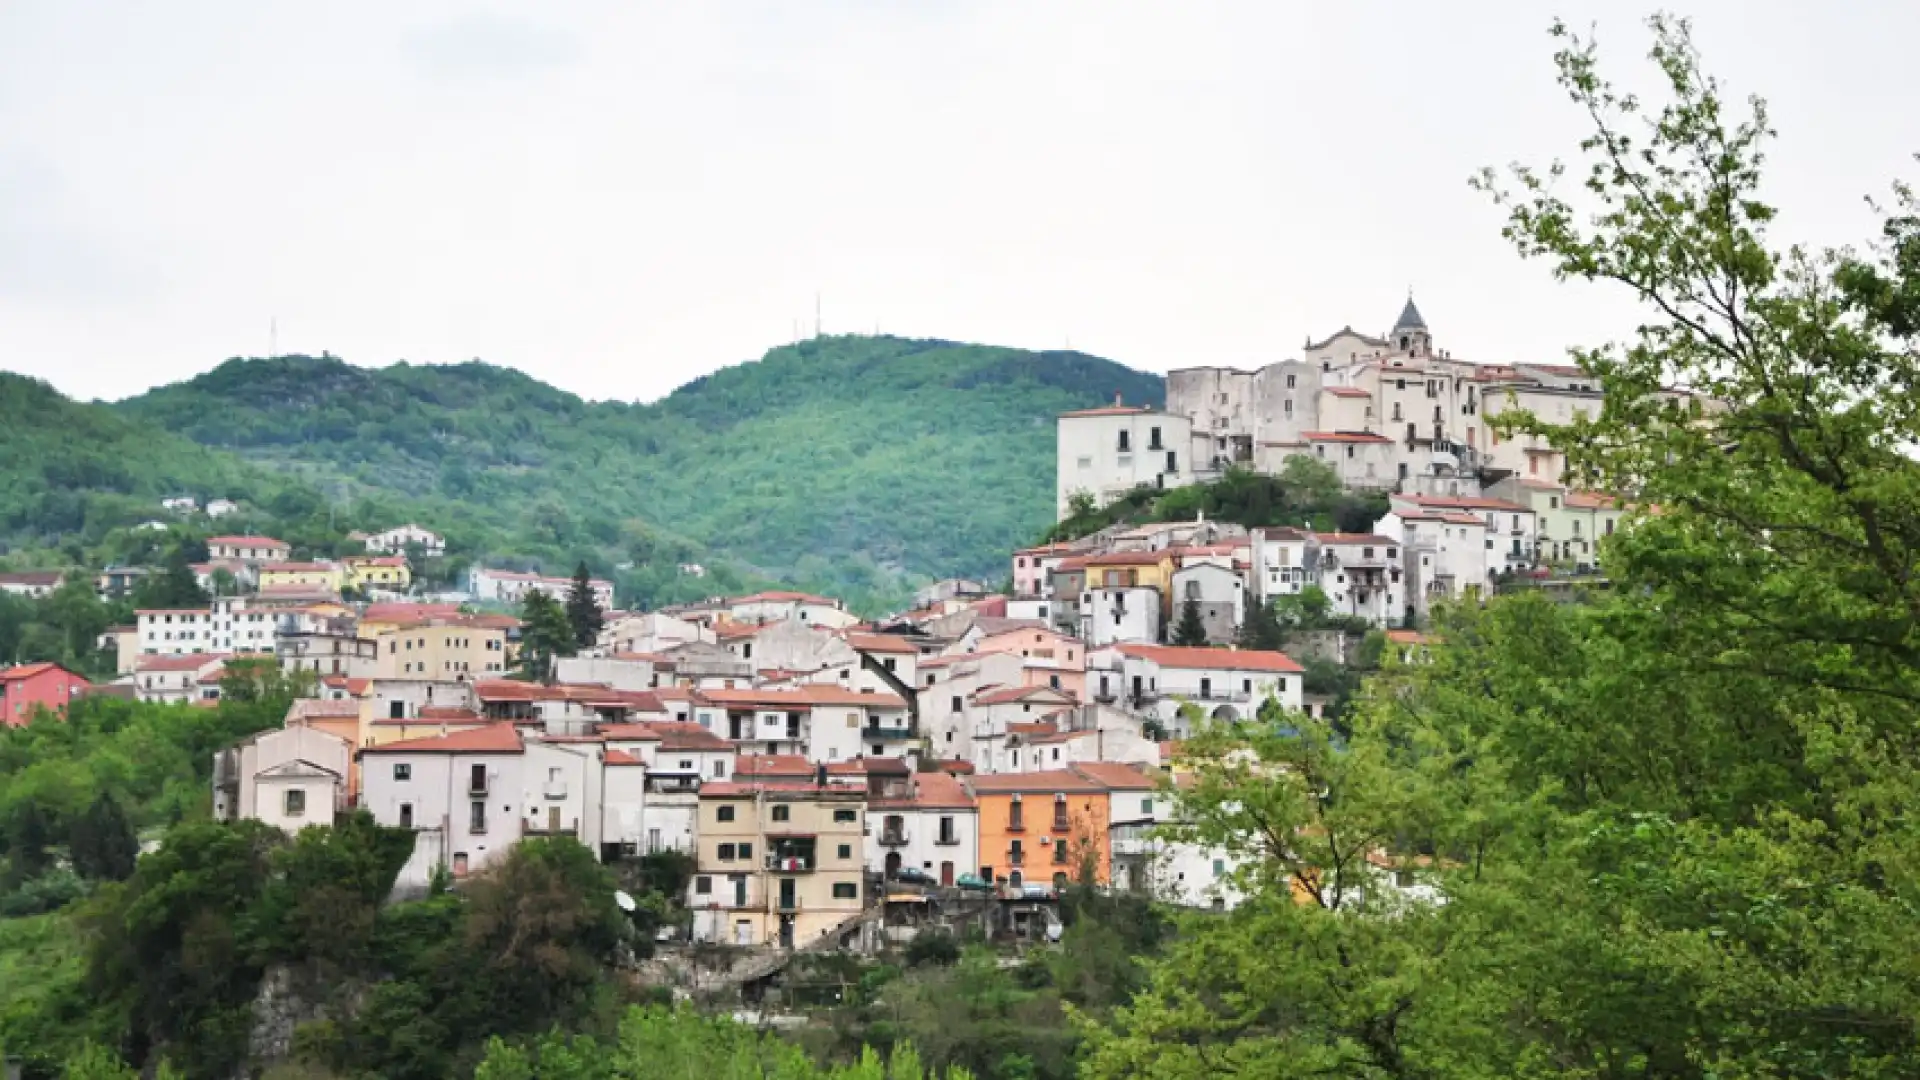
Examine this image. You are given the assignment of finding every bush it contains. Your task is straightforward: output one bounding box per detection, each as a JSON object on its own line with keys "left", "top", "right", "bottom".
{"left": 0, "top": 868, "right": 86, "bottom": 917}
{"left": 903, "top": 930, "right": 960, "bottom": 968}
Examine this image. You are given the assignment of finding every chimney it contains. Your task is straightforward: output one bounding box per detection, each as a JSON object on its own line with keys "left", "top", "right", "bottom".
{"left": 815, "top": 763, "right": 828, "bottom": 788}
{"left": 1113, "top": 391, "right": 1123, "bottom": 407}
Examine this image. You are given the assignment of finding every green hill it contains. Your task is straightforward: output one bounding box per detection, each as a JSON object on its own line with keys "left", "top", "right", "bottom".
{"left": 110, "top": 335, "right": 1165, "bottom": 606}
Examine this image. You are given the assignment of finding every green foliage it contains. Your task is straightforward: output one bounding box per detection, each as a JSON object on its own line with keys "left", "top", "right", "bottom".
{"left": 1046, "top": 462, "right": 1387, "bottom": 547}
{"left": 563, "top": 562, "right": 602, "bottom": 649}
{"left": 66, "top": 795, "right": 137, "bottom": 884}
{"left": 101, "top": 336, "right": 1164, "bottom": 611}
{"left": 518, "top": 589, "right": 575, "bottom": 681}
{"left": 1170, "top": 599, "right": 1207, "bottom": 647}
{"left": 1085, "top": 17, "right": 1920, "bottom": 1079}
{"left": 902, "top": 930, "right": 960, "bottom": 968}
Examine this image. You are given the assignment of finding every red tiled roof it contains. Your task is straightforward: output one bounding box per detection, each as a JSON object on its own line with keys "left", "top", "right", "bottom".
{"left": 1058, "top": 405, "right": 1158, "bottom": 418}
{"left": 1322, "top": 386, "right": 1371, "bottom": 398}
{"left": 972, "top": 686, "right": 1077, "bottom": 706}
{"left": 649, "top": 721, "right": 732, "bottom": 751}
{"left": 704, "top": 686, "right": 908, "bottom": 709}
{"left": 1311, "top": 532, "right": 1399, "bottom": 546}
{"left": 1005, "top": 720, "right": 1059, "bottom": 737}
{"left": 1300, "top": 430, "right": 1392, "bottom": 444}
{"left": 136, "top": 608, "right": 208, "bottom": 616}
{"left": 733, "top": 590, "right": 841, "bottom": 606}
{"left": 1112, "top": 643, "right": 1303, "bottom": 673}
{"left": 734, "top": 754, "right": 815, "bottom": 777}
{"left": 698, "top": 780, "right": 842, "bottom": 797}
{"left": 1565, "top": 491, "right": 1622, "bottom": 510}
{"left": 1071, "top": 761, "right": 1158, "bottom": 790}
{"left": 1078, "top": 551, "right": 1169, "bottom": 567}
{"left": 1385, "top": 630, "right": 1433, "bottom": 645}
{"left": 1395, "top": 511, "right": 1488, "bottom": 526}
{"left": 842, "top": 632, "right": 919, "bottom": 655}
{"left": 419, "top": 706, "right": 483, "bottom": 721}
{"left": 0, "top": 662, "right": 80, "bottom": 684}
{"left": 0, "top": 571, "right": 63, "bottom": 586}
{"left": 343, "top": 555, "right": 408, "bottom": 567}
{"left": 935, "top": 759, "right": 976, "bottom": 775}
{"left": 872, "top": 769, "right": 976, "bottom": 810}
{"left": 968, "top": 769, "right": 1105, "bottom": 794}
{"left": 825, "top": 755, "right": 912, "bottom": 777}
{"left": 361, "top": 721, "right": 524, "bottom": 754}
{"left": 605, "top": 748, "right": 645, "bottom": 766}
{"left": 1400, "top": 494, "right": 1529, "bottom": 512}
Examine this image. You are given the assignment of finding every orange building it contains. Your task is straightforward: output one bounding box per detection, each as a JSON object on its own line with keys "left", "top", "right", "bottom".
{"left": 968, "top": 763, "right": 1156, "bottom": 890}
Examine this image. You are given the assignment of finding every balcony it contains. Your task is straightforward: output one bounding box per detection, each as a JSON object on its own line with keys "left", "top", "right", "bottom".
{"left": 878, "top": 829, "right": 910, "bottom": 847}
{"left": 933, "top": 833, "right": 960, "bottom": 847}
{"left": 525, "top": 824, "right": 577, "bottom": 837}
{"left": 766, "top": 854, "right": 815, "bottom": 873}
{"left": 1006, "top": 851, "right": 1025, "bottom": 867}
{"left": 864, "top": 723, "right": 915, "bottom": 740}
{"left": 775, "top": 894, "right": 804, "bottom": 913}
{"left": 543, "top": 783, "right": 567, "bottom": 800}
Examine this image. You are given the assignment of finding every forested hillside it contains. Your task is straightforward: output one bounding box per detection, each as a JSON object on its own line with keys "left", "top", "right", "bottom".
{"left": 112, "top": 336, "right": 1165, "bottom": 606}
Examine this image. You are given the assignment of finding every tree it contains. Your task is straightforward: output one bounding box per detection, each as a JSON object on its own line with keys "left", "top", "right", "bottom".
{"left": 562, "top": 562, "right": 603, "bottom": 650}
{"left": 517, "top": 589, "right": 574, "bottom": 682}
{"left": 1085, "top": 17, "right": 1920, "bottom": 1079}
{"left": 6, "top": 798, "right": 56, "bottom": 884}
{"left": 69, "top": 793, "right": 139, "bottom": 882}
{"left": 134, "top": 547, "right": 209, "bottom": 611}
{"left": 1235, "top": 590, "right": 1285, "bottom": 651}
{"left": 1170, "top": 597, "right": 1208, "bottom": 646}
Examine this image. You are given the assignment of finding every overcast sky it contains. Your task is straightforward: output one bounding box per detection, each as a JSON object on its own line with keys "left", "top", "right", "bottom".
{"left": 3, "top": 2, "right": 1915, "bottom": 404}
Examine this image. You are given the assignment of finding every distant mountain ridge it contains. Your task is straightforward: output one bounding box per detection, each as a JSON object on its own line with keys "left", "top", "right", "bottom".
{"left": 103, "top": 335, "right": 1165, "bottom": 606}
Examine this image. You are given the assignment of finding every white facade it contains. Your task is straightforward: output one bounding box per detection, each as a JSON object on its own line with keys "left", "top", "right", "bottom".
{"left": 134, "top": 654, "right": 227, "bottom": 703}
{"left": 1089, "top": 644, "right": 1304, "bottom": 735}
{"left": 723, "top": 593, "right": 860, "bottom": 629}
{"left": 205, "top": 498, "right": 238, "bottom": 518}
{"left": 1311, "top": 534, "right": 1406, "bottom": 627}
{"left": 468, "top": 567, "right": 614, "bottom": 611}
{"left": 1079, "top": 586, "right": 1162, "bottom": 647}
{"left": 1056, "top": 405, "right": 1194, "bottom": 519}
{"left": 207, "top": 536, "right": 290, "bottom": 562}
{"left": 1169, "top": 562, "right": 1245, "bottom": 646}
{"left": 1110, "top": 791, "right": 1245, "bottom": 911}
{"left": 1377, "top": 511, "right": 1491, "bottom": 617}
{"left": 366, "top": 524, "right": 447, "bottom": 557}
{"left": 136, "top": 608, "right": 213, "bottom": 657}
{"left": 1251, "top": 528, "right": 1313, "bottom": 603}
{"left": 213, "top": 723, "right": 353, "bottom": 829}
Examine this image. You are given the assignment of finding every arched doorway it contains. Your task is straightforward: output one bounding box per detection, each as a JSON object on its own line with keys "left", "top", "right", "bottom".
{"left": 1212, "top": 704, "right": 1239, "bottom": 722}
{"left": 884, "top": 851, "right": 902, "bottom": 878}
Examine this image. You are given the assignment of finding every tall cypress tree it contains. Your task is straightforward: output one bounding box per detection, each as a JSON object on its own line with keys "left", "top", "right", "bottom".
{"left": 564, "top": 562, "right": 605, "bottom": 649}
{"left": 1172, "top": 598, "right": 1210, "bottom": 646}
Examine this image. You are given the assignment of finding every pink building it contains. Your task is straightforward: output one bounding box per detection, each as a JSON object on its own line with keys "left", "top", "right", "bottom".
{"left": 975, "top": 626, "right": 1088, "bottom": 700}
{"left": 1011, "top": 543, "right": 1077, "bottom": 598}
{"left": 0, "top": 663, "right": 89, "bottom": 726}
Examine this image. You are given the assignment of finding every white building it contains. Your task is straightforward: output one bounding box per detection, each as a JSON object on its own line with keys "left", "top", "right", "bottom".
{"left": 701, "top": 686, "right": 915, "bottom": 764}
{"left": 0, "top": 572, "right": 63, "bottom": 599}
{"left": 206, "top": 535, "right": 291, "bottom": 563}
{"left": 361, "top": 723, "right": 608, "bottom": 890}
{"left": 867, "top": 770, "right": 978, "bottom": 886}
{"left": 468, "top": 567, "right": 614, "bottom": 611}
{"left": 1250, "top": 528, "right": 1312, "bottom": 603}
{"left": 1109, "top": 783, "right": 1245, "bottom": 911}
{"left": 1089, "top": 644, "right": 1304, "bottom": 734}
{"left": 1376, "top": 509, "right": 1491, "bottom": 618}
{"left": 722, "top": 591, "right": 859, "bottom": 630}
{"left": 1309, "top": 533, "right": 1406, "bottom": 627}
{"left": 206, "top": 499, "right": 239, "bottom": 518}
{"left": 1390, "top": 493, "right": 1537, "bottom": 579}
{"left": 213, "top": 722, "right": 353, "bottom": 831}
{"left": 134, "top": 653, "right": 228, "bottom": 703}
{"left": 1168, "top": 562, "right": 1245, "bottom": 646}
{"left": 366, "top": 524, "right": 446, "bottom": 557}
{"left": 136, "top": 608, "right": 214, "bottom": 657}
{"left": 161, "top": 496, "right": 199, "bottom": 513}
{"left": 1079, "top": 586, "right": 1162, "bottom": 648}
{"left": 1056, "top": 402, "right": 1194, "bottom": 519}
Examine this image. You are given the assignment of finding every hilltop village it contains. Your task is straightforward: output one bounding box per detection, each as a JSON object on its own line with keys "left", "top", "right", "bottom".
{"left": 0, "top": 300, "right": 1626, "bottom": 960}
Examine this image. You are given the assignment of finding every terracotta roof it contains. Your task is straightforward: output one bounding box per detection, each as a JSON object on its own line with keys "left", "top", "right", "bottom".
{"left": 1014, "top": 543, "right": 1079, "bottom": 557}
{"left": 872, "top": 770, "right": 976, "bottom": 810}
{"left": 1400, "top": 494, "right": 1529, "bottom": 512}
{"left": 842, "top": 632, "right": 919, "bottom": 655}
{"left": 419, "top": 706, "right": 483, "bottom": 721}
{"left": 1385, "top": 630, "right": 1432, "bottom": 645}
{"left": 1254, "top": 527, "right": 1311, "bottom": 543}
{"left": 1005, "top": 721, "right": 1059, "bottom": 737}
{"left": 320, "top": 676, "right": 372, "bottom": 695}
{"left": 733, "top": 590, "right": 840, "bottom": 606}
{"left": 1311, "top": 532, "right": 1399, "bottom": 546}
{"left": 935, "top": 759, "right": 976, "bottom": 775}
{"left": 343, "top": 555, "right": 408, "bottom": 567}
{"left": 360, "top": 721, "right": 523, "bottom": 754}
{"left": 1112, "top": 644, "right": 1303, "bottom": 673}
{"left": 605, "top": 748, "right": 645, "bottom": 766}
{"left": 826, "top": 755, "right": 912, "bottom": 776}
{"left": 207, "top": 535, "right": 287, "bottom": 547}
{"left": 1395, "top": 511, "right": 1488, "bottom": 526}
{"left": 1321, "top": 386, "right": 1372, "bottom": 398}
{"left": 363, "top": 602, "right": 463, "bottom": 623}
{"left": 698, "top": 780, "right": 842, "bottom": 797}
{"left": 972, "top": 686, "right": 1077, "bottom": 706}
{"left": 137, "top": 608, "right": 209, "bottom": 616}
{"left": 196, "top": 665, "right": 228, "bottom": 685}
{"left": 734, "top": 754, "right": 816, "bottom": 777}
{"left": 286, "top": 698, "right": 362, "bottom": 721}
{"left": 703, "top": 686, "right": 908, "bottom": 709}
{"left": 1058, "top": 405, "right": 1159, "bottom": 418}
{"left": 1565, "top": 491, "right": 1622, "bottom": 510}
{"left": 1300, "top": 430, "right": 1392, "bottom": 443}
{"left": 968, "top": 768, "right": 1106, "bottom": 794}
{"left": 0, "top": 571, "right": 63, "bottom": 586}
{"left": 135, "top": 652, "right": 230, "bottom": 673}
{"left": 919, "top": 651, "right": 992, "bottom": 669}
{"left": 649, "top": 721, "right": 733, "bottom": 751}
{"left": 1027, "top": 729, "right": 1089, "bottom": 744}
{"left": 1071, "top": 761, "right": 1158, "bottom": 790}
{"left": 1078, "top": 551, "right": 1169, "bottom": 567}
{"left": 0, "top": 662, "right": 77, "bottom": 683}
{"left": 597, "top": 722, "right": 664, "bottom": 742}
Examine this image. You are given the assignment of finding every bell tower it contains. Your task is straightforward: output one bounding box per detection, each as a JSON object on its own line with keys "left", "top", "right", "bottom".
{"left": 1390, "top": 295, "right": 1432, "bottom": 358}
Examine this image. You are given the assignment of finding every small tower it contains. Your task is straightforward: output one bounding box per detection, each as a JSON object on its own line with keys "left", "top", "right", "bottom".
{"left": 1391, "top": 295, "right": 1432, "bottom": 358}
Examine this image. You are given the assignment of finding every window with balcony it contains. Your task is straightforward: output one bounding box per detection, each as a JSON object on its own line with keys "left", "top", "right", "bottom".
{"left": 1052, "top": 795, "right": 1070, "bottom": 831}
{"left": 1008, "top": 799, "right": 1024, "bottom": 831}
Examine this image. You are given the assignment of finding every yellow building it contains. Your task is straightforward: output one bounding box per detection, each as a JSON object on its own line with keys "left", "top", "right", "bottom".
{"left": 691, "top": 780, "right": 867, "bottom": 948}
{"left": 342, "top": 555, "right": 412, "bottom": 593}
{"left": 258, "top": 561, "right": 346, "bottom": 593}
{"left": 374, "top": 618, "right": 510, "bottom": 680}
{"left": 1076, "top": 550, "right": 1178, "bottom": 611}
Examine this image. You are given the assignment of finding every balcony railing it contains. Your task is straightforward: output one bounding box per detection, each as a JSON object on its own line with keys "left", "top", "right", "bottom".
{"left": 775, "top": 894, "right": 803, "bottom": 912}
{"left": 934, "top": 833, "right": 960, "bottom": 846}
{"left": 1006, "top": 852, "right": 1025, "bottom": 867}
{"left": 542, "top": 783, "right": 567, "bottom": 800}
{"left": 878, "top": 830, "right": 909, "bottom": 847}
{"left": 864, "top": 724, "right": 915, "bottom": 739}
{"left": 765, "top": 855, "right": 815, "bottom": 873}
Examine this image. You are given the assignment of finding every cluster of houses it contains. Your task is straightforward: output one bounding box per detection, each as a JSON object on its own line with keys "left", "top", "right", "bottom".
{"left": 207, "top": 583, "right": 1328, "bottom": 949}
{"left": 1057, "top": 299, "right": 1637, "bottom": 611}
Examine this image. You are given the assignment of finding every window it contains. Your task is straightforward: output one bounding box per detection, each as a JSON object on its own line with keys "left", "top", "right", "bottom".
{"left": 950, "top": 695, "right": 962, "bottom": 712}
{"left": 389, "top": 701, "right": 405, "bottom": 720}
{"left": 718, "top": 843, "right": 736, "bottom": 861}
{"left": 452, "top": 852, "right": 469, "bottom": 876}
{"left": 1214, "top": 858, "right": 1227, "bottom": 877}
{"left": 939, "top": 816, "right": 956, "bottom": 844}
{"left": 1286, "top": 373, "right": 1296, "bottom": 388}
{"left": 1052, "top": 794, "right": 1070, "bottom": 830}
{"left": 284, "top": 789, "right": 306, "bottom": 816}
{"left": 469, "top": 800, "right": 487, "bottom": 833}
{"left": 1200, "top": 677, "right": 1212, "bottom": 698}
{"left": 1142, "top": 797, "right": 1154, "bottom": 815}
{"left": 695, "top": 875, "right": 712, "bottom": 895}
{"left": 737, "top": 843, "right": 753, "bottom": 861}
{"left": 712, "top": 760, "right": 725, "bottom": 778}
{"left": 771, "top": 805, "right": 790, "bottom": 822}
{"left": 1117, "top": 430, "right": 1130, "bottom": 452}
{"left": 393, "top": 763, "right": 412, "bottom": 781}
{"left": 717, "top": 805, "right": 736, "bottom": 822}
{"left": 1053, "top": 840, "right": 1069, "bottom": 864}
{"left": 832, "top": 882, "right": 858, "bottom": 900}
{"left": 399, "top": 803, "right": 414, "bottom": 828}
{"left": 838, "top": 843, "right": 852, "bottom": 859}
{"left": 833, "top": 808, "right": 858, "bottom": 823}
{"left": 1149, "top": 425, "right": 1162, "bottom": 450}
{"left": 1009, "top": 799, "right": 1024, "bottom": 830}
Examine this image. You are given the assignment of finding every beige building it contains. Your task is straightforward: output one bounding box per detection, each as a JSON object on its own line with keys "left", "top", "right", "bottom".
{"left": 690, "top": 779, "right": 867, "bottom": 949}
{"left": 374, "top": 618, "right": 510, "bottom": 680}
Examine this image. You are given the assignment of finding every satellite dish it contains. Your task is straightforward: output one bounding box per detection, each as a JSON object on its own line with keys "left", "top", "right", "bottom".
{"left": 614, "top": 889, "right": 637, "bottom": 912}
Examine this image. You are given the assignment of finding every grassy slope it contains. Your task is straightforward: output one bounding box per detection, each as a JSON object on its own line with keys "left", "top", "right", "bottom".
{"left": 114, "top": 336, "right": 1166, "bottom": 594}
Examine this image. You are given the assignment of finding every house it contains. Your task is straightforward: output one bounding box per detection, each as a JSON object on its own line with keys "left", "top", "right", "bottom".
{"left": 1375, "top": 508, "right": 1491, "bottom": 616}
{"left": 701, "top": 686, "right": 913, "bottom": 763}
{"left": 1167, "top": 561, "right": 1245, "bottom": 645}
{"left": 1010, "top": 543, "right": 1078, "bottom": 598}
{"left": 0, "top": 571, "right": 63, "bottom": 599}
{"left": 212, "top": 722, "right": 353, "bottom": 831}
{"left": 358, "top": 602, "right": 465, "bottom": 641}
{"left": 601, "top": 720, "right": 736, "bottom": 855}
{"left": 0, "top": 663, "right": 88, "bottom": 725}
{"left": 205, "top": 498, "right": 239, "bottom": 518}
{"left": 1264, "top": 431, "right": 1395, "bottom": 489}
{"left": 1390, "top": 493, "right": 1537, "bottom": 579}
{"left": 161, "top": 496, "right": 198, "bottom": 513}
{"left": 209, "top": 597, "right": 282, "bottom": 654}
{"left": 278, "top": 625, "right": 379, "bottom": 680}
{"left": 1309, "top": 533, "right": 1406, "bottom": 626}
{"left": 341, "top": 555, "right": 412, "bottom": 593}
{"left": 1105, "top": 767, "right": 1243, "bottom": 910}
{"left": 1090, "top": 644, "right": 1304, "bottom": 734}
{"left": 918, "top": 650, "right": 1026, "bottom": 760}
{"left": 601, "top": 611, "right": 712, "bottom": 654}
{"left": 258, "top": 561, "right": 347, "bottom": 593}
{"left": 95, "top": 566, "right": 151, "bottom": 598}
{"left": 968, "top": 768, "right": 1116, "bottom": 890}
{"left": 689, "top": 776, "right": 868, "bottom": 948}
{"left": 1250, "top": 527, "right": 1312, "bottom": 603}
{"left": 722, "top": 591, "right": 859, "bottom": 630}
{"left": 207, "top": 535, "right": 291, "bottom": 563}
{"left": 1055, "top": 400, "right": 1194, "bottom": 519}
{"left": 365, "top": 524, "right": 446, "bottom": 557}
{"left": 969, "top": 685, "right": 1078, "bottom": 773}
{"left": 973, "top": 626, "right": 1088, "bottom": 699}
{"left": 374, "top": 618, "right": 510, "bottom": 680}
{"left": 860, "top": 766, "right": 976, "bottom": 887}
{"left": 361, "top": 723, "right": 607, "bottom": 891}
{"left": 136, "top": 608, "right": 214, "bottom": 658}
{"left": 1078, "top": 583, "right": 1162, "bottom": 647}
{"left": 135, "top": 653, "right": 229, "bottom": 704}
{"left": 98, "top": 625, "right": 140, "bottom": 675}
{"left": 468, "top": 568, "right": 614, "bottom": 611}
